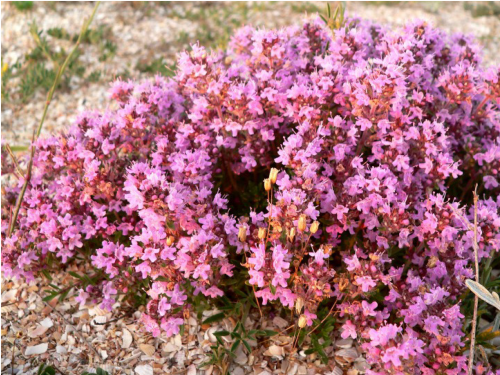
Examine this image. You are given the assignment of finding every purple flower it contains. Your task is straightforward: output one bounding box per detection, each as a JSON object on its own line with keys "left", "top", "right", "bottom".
{"left": 356, "top": 276, "right": 377, "bottom": 293}
{"left": 341, "top": 320, "right": 357, "bottom": 339}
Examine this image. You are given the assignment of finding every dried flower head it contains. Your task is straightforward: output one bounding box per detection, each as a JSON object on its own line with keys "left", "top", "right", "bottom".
{"left": 269, "top": 168, "right": 279, "bottom": 184}
{"left": 264, "top": 178, "right": 272, "bottom": 192}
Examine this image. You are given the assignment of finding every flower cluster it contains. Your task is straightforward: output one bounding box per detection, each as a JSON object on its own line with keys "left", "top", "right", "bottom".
{"left": 2, "top": 15, "right": 500, "bottom": 374}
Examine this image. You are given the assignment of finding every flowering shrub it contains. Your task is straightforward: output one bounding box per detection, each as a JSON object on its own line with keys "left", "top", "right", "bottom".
{"left": 2, "top": 15, "right": 500, "bottom": 374}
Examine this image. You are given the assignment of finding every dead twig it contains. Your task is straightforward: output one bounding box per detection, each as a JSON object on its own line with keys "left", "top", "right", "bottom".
{"left": 306, "top": 296, "right": 341, "bottom": 338}
{"left": 4, "top": 144, "right": 25, "bottom": 178}
{"left": 92, "top": 312, "right": 131, "bottom": 326}
{"left": 450, "top": 189, "right": 481, "bottom": 374}
{"left": 7, "top": 1, "right": 100, "bottom": 237}
{"left": 11, "top": 338, "right": 15, "bottom": 373}
{"left": 468, "top": 187, "right": 480, "bottom": 375}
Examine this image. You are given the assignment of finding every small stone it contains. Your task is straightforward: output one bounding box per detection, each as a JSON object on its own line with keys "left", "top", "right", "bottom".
{"left": 287, "top": 362, "right": 298, "bottom": 375}
{"left": 121, "top": 329, "right": 133, "bottom": 349}
{"left": 56, "top": 345, "right": 67, "bottom": 354}
{"left": 1, "top": 289, "right": 17, "bottom": 303}
{"left": 335, "top": 338, "right": 353, "bottom": 349}
{"left": 186, "top": 364, "right": 197, "bottom": 375}
{"left": 234, "top": 347, "right": 247, "bottom": 365}
{"left": 163, "top": 342, "right": 178, "bottom": 353}
{"left": 272, "top": 316, "right": 288, "bottom": 329}
{"left": 25, "top": 343, "right": 48, "bottom": 355}
{"left": 264, "top": 345, "right": 285, "bottom": 357}
{"left": 28, "top": 325, "right": 49, "bottom": 338}
{"left": 134, "top": 364, "right": 153, "bottom": 375}
{"left": 40, "top": 317, "right": 53, "bottom": 328}
{"left": 139, "top": 344, "right": 155, "bottom": 356}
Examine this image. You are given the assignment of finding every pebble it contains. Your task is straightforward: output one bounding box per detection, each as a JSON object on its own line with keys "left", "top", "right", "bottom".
{"left": 234, "top": 346, "right": 248, "bottom": 365}
{"left": 272, "top": 316, "right": 289, "bottom": 329}
{"left": 134, "top": 364, "right": 153, "bottom": 375}
{"left": 121, "top": 329, "right": 133, "bottom": 349}
{"left": 186, "top": 364, "right": 197, "bottom": 375}
{"left": 25, "top": 343, "right": 48, "bottom": 355}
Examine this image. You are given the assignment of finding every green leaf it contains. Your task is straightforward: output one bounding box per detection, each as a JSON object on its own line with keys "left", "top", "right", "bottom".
{"left": 213, "top": 330, "right": 230, "bottom": 337}
{"left": 42, "top": 292, "right": 58, "bottom": 302}
{"left": 69, "top": 271, "right": 83, "bottom": 279}
{"left": 58, "top": 289, "right": 70, "bottom": 302}
{"left": 12, "top": 1, "right": 34, "bottom": 11}
{"left": 257, "top": 329, "right": 278, "bottom": 337}
{"left": 41, "top": 269, "right": 53, "bottom": 281}
{"left": 242, "top": 340, "right": 252, "bottom": 352}
{"left": 269, "top": 284, "right": 276, "bottom": 295}
{"left": 202, "top": 312, "right": 225, "bottom": 325}
{"left": 466, "top": 279, "right": 500, "bottom": 311}
{"left": 37, "top": 364, "right": 55, "bottom": 375}
{"left": 230, "top": 340, "right": 241, "bottom": 353}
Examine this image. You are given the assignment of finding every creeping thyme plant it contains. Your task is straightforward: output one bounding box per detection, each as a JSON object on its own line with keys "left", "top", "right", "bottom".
{"left": 2, "top": 12, "right": 500, "bottom": 374}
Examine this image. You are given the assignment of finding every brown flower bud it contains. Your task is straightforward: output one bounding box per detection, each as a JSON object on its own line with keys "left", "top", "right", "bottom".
{"left": 322, "top": 245, "right": 333, "bottom": 256}
{"left": 295, "top": 297, "right": 304, "bottom": 314}
{"left": 298, "top": 214, "right": 307, "bottom": 232}
{"left": 288, "top": 227, "right": 296, "bottom": 242}
{"left": 427, "top": 256, "right": 438, "bottom": 268}
{"left": 269, "top": 168, "right": 279, "bottom": 184}
{"left": 258, "top": 227, "right": 267, "bottom": 240}
{"left": 298, "top": 314, "right": 307, "bottom": 328}
{"left": 339, "top": 277, "right": 349, "bottom": 291}
{"left": 264, "top": 178, "right": 271, "bottom": 192}
{"left": 310, "top": 221, "right": 319, "bottom": 234}
{"left": 167, "top": 236, "right": 175, "bottom": 246}
{"left": 238, "top": 226, "right": 247, "bottom": 242}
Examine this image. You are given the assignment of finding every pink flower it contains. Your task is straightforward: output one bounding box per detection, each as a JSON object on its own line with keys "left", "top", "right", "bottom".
{"left": 356, "top": 276, "right": 377, "bottom": 293}
{"left": 160, "top": 317, "right": 184, "bottom": 337}
{"left": 249, "top": 243, "right": 266, "bottom": 270}
{"left": 167, "top": 284, "right": 187, "bottom": 305}
{"left": 368, "top": 324, "right": 401, "bottom": 346}
{"left": 203, "top": 286, "right": 224, "bottom": 298}
{"left": 142, "top": 247, "right": 159, "bottom": 262}
{"left": 141, "top": 314, "right": 161, "bottom": 337}
{"left": 75, "top": 289, "right": 89, "bottom": 308}
{"left": 341, "top": 320, "right": 358, "bottom": 339}
{"left": 361, "top": 301, "right": 378, "bottom": 317}
{"left": 332, "top": 205, "right": 349, "bottom": 221}
{"left": 193, "top": 264, "right": 211, "bottom": 280}
{"left": 309, "top": 247, "right": 330, "bottom": 266}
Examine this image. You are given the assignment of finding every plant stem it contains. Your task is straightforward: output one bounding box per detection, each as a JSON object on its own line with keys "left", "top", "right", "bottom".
{"left": 5, "top": 144, "right": 25, "bottom": 178}
{"left": 468, "top": 187, "right": 479, "bottom": 375}
{"left": 36, "top": 2, "right": 100, "bottom": 138}
{"left": 306, "top": 296, "right": 341, "bottom": 338}
{"left": 7, "top": 2, "right": 100, "bottom": 237}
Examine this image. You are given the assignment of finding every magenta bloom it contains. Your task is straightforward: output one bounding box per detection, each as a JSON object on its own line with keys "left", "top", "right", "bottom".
{"left": 2, "top": 13, "right": 499, "bottom": 373}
